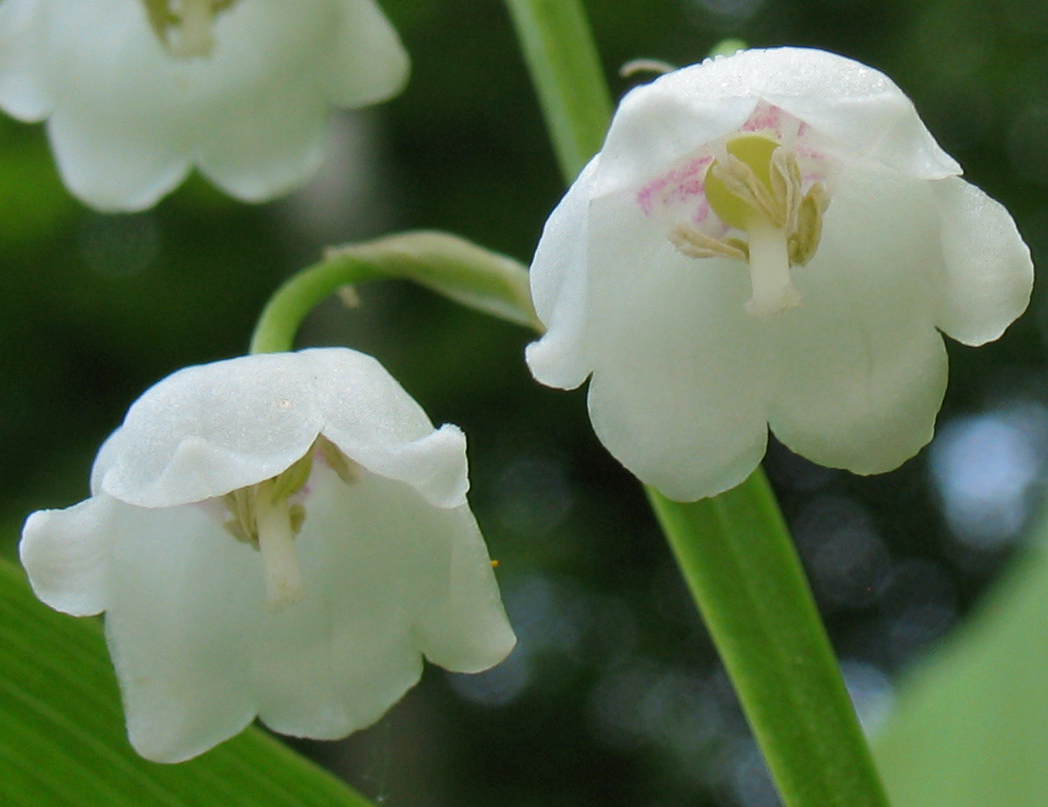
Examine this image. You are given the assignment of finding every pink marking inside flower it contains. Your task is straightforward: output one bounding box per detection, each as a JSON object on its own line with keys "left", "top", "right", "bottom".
{"left": 742, "top": 102, "right": 784, "bottom": 135}
{"left": 795, "top": 145, "right": 826, "bottom": 161}
{"left": 636, "top": 155, "right": 714, "bottom": 216}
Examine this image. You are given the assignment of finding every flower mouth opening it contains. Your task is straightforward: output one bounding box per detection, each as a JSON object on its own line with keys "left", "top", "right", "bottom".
{"left": 141, "top": 0, "right": 239, "bottom": 59}
{"left": 220, "top": 436, "right": 361, "bottom": 609}
{"left": 640, "top": 106, "right": 832, "bottom": 318}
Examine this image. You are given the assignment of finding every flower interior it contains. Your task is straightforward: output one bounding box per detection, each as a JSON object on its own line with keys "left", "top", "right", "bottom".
{"left": 141, "top": 0, "right": 239, "bottom": 58}
{"left": 637, "top": 102, "right": 834, "bottom": 317}
{"left": 220, "top": 435, "right": 361, "bottom": 609}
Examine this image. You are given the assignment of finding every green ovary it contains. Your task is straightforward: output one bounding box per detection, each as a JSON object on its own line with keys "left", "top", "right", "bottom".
{"left": 704, "top": 134, "right": 782, "bottom": 231}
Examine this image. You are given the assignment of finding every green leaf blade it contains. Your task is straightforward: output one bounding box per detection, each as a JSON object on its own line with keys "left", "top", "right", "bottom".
{"left": 0, "top": 557, "right": 376, "bottom": 807}
{"left": 875, "top": 537, "right": 1048, "bottom": 807}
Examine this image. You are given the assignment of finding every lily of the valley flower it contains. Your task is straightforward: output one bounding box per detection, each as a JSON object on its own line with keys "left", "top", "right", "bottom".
{"left": 526, "top": 47, "right": 1034, "bottom": 502}
{"left": 20, "top": 348, "right": 515, "bottom": 763}
{"left": 0, "top": 0, "right": 408, "bottom": 211}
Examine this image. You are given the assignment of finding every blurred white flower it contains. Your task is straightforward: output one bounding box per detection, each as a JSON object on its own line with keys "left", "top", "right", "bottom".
{"left": 526, "top": 47, "right": 1033, "bottom": 502}
{"left": 0, "top": 0, "right": 408, "bottom": 210}
{"left": 20, "top": 348, "right": 515, "bottom": 762}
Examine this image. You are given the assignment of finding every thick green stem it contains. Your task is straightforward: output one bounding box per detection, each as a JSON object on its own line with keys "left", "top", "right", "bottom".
{"left": 504, "top": 2, "right": 891, "bottom": 805}
{"left": 250, "top": 231, "right": 538, "bottom": 354}
{"left": 503, "top": 0, "right": 612, "bottom": 183}
{"left": 648, "top": 473, "right": 890, "bottom": 807}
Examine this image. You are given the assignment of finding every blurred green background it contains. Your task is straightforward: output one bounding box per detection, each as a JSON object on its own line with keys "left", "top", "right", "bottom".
{"left": 2, "top": 1, "right": 1048, "bottom": 805}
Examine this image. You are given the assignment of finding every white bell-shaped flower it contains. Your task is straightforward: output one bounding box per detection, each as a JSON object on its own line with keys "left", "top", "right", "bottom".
{"left": 526, "top": 47, "right": 1034, "bottom": 502}
{"left": 20, "top": 348, "right": 515, "bottom": 763}
{"left": 0, "top": 0, "right": 409, "bottom": 210}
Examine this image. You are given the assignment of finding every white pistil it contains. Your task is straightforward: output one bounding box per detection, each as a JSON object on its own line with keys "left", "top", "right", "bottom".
{"left": 171, "top": 0, "right": 216, "bottom": 58}
{"left": 744, "top": 213, "right": 800, "bottom": 317}
{"left": 255, "top": 492, "right": 304, "bottom": 609}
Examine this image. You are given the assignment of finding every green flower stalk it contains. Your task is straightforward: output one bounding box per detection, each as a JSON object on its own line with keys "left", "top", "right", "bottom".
{"left": 250, "top": 230, "right": 538, "bottom": 355}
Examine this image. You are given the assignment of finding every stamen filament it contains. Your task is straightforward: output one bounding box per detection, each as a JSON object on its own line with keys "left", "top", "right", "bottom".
{"left": 255, "top": 493, "right": 304, "bottom": 609}
{"left": 745, "top": 213, "right": 800, "bottom": 317}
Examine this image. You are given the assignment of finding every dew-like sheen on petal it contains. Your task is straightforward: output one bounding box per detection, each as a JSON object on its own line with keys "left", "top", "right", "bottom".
{"left": 94, "top": 349, "right": 455, "bottom": 508}
{"left": 94, "top": 352, "right": 327, "bottom": 507}
{"left": 593, "top": 48, "right": 959, "bottom": 200}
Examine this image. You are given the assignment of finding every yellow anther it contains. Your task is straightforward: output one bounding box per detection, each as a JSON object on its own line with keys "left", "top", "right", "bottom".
{"left": 788, "top": 183, "right": 829, "bottom": 267}
{"left": 669, "top": 224, "right": 749, "bottom": 261}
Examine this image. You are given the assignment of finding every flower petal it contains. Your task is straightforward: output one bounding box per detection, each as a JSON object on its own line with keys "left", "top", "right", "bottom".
{"left": 23, "top": 0, "right": 196, "bottom": 210}
{"left": 192, "top": 89, "right": 328, "bottom": 203}
{"left": 335, "top": 424, "right": 471, "bottom": 510}
{"left": 414, "top": 507, "right": 518, "bottom": 673}
{"left": 583, "top": 187, "right": 771, "bottom": 502}
{"left": 525, "top": 48, "right": 1029, "bottom": 499}
{"left": 0, "top": 0, "right": 52, "bottom": 120}
{"left": 47, "top": 106, "right": 192, "bottom": 212}
{"left": 746, "top": 48, "right": 960, "bottom": 179}
{"left": 931, "top": 176, "right": 1034, "bottom": 346}
{"left": 593, "top": 68, "right": 756, "bottom": 199}
{"left": 95, "top": 352, "right": 326, "bottom": 507}
{"left": 188, "top": 0, "right": 359, "bottom": 202}
{"left": 19, "top": 495, "right": 114, "bottom": 616}
{"left": 306, "top": 349, "right": 471, "bottom": 508}
{"left": 251, "top": 466, "right": 514, "bottom": 739}
{"left": 95, "top": 348, "right": 470, "bottom": 510}
{"left": 321, "top": 0, "right": 409, "bottom": 108}
{"left": 102, "top": 502, "right": 260, "bottom": 763}
{"left": 767, "top": 160, "right": 948, "bottom": 473}
{"left": 525, "top": 157, "right": 600, "bottom": 390}
{"left": 593, "top": 48, "right": 958, "bottom": 200}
